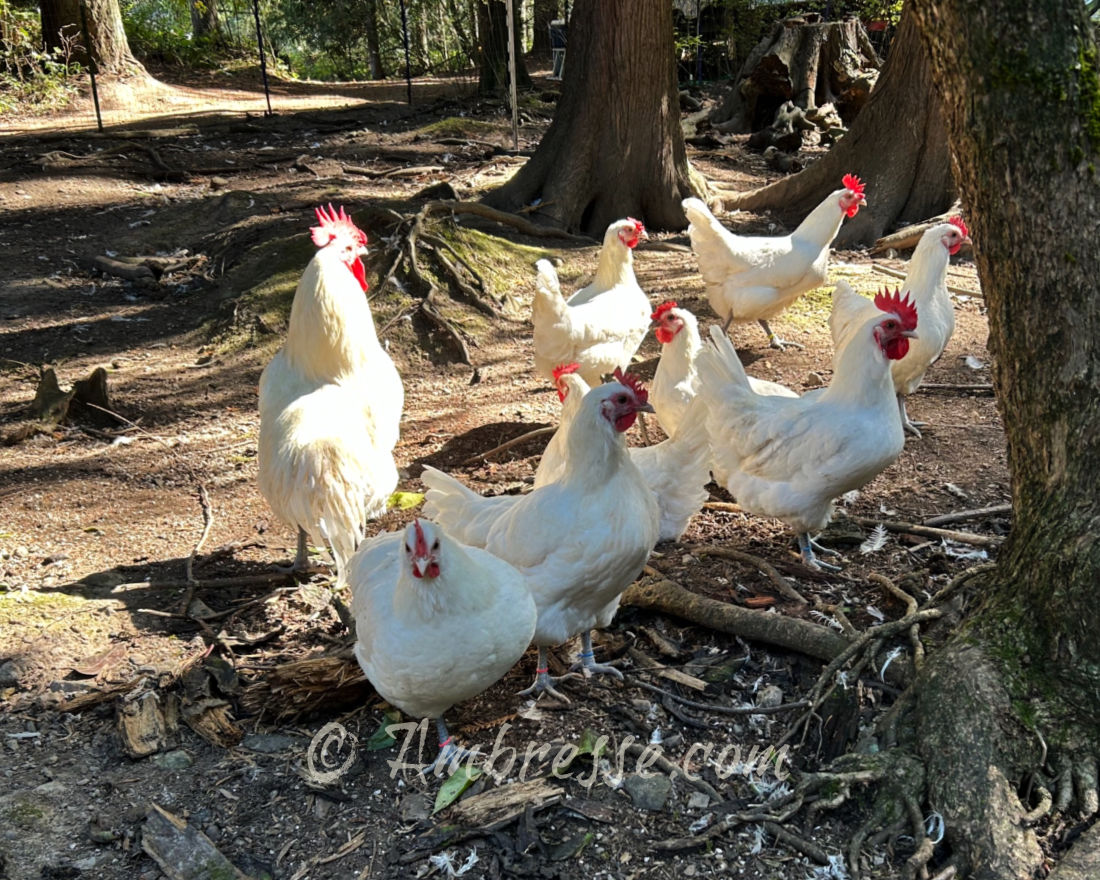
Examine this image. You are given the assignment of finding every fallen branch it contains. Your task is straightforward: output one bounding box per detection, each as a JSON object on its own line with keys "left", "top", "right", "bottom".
{"left": 686, "top": 543, "right": 808, "bottom": 605}
{"left": 868, "top": 204, "right": 963, "bottom": 254}
{"left": 923, "top": 503, "right": 1012, "bottom": 527}
{"left": 142, "top": 803, "right": 252, "bottom": 880}
{"left": 463, "top": 425, "right": 554, "bottom": 465}
{"left": 630, "top": 678, "right": 809, "bottom": 717}
{"left": 621, "top": 575, "right": 849, "bottom": 663}
{"left": 841, "top": 514, "right": 1003, "bottom": 548}
{"left": 915, "top": 382, "right": 995, "bottom": 393}
{"left": 422, "top": 199, "right": 590, "bottom": 242}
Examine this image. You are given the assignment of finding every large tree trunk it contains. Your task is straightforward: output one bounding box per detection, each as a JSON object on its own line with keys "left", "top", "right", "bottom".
{"left": 717, "top": 4, "right": 952, "bottom": 248}
{"left": 875, "top": 0, "right": 1100, "bottom": 875}
{"left": 483, "top": 0, "right": 699, "bottom": 236}
{"left": 40, "top": 0, "right": 144, "bottom": 75}
{"left": 477, "top": 0, "right": 532, "bottom": 95}
{"left": 711, "top": 18, "right": 881, "bottom": 133}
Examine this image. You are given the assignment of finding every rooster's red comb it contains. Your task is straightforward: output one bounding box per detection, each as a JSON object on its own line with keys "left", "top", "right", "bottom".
{"left": 412, "top": 518, "right": 429, "bottom": 557}
{"left": 628, "top": 217, "right": 645, "bottom": 235}
{"left": 310, "top": 203, "right": 368, "bottom": 249}
{"left": 612, "top": 367, "right": 649, "bottom": 404}
{"left": 552, "top": 363, "right": 581, "bottom": 382}
{"left": 841, "top": 173, "right": 865, "bottom": 198}
{"left": 949, "top": 215, "right": 969, "bottom": 238}
{"left": 874, "top": 287, "right": 918, "bottom": 332}
{"left": 651, "top": 301, "right": 678, "bottom": 322}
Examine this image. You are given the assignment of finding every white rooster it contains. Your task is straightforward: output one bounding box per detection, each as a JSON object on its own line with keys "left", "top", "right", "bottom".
{"left": 648, "top": 301, "right": 797, "bottom": 438}
{"left": 422, "top": 373, "right": 659, "bottom": 700}
{"left": 536, "top": 364, "right": 709, "bottom": 543}
{"left": 682, "top": 174, "right": 866, "bottom": 350}
{"left": 258, "top": 204, "right": 404, "bottom": 584}
{"left": 829, "top": 217, "right": 971, "bottom": 436}
{"left": 531, "top": 218, "right": 651, "bottom": 386}
{"left": 696, "top": 289, "right": 919, "bottom": 570}
{"left": 349, "top": 519, "right": 536, "bottom": 768}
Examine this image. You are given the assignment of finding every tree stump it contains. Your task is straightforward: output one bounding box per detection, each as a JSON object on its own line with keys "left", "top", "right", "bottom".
{"left": 711, "top": 17, "right": 881, "bottom": 135}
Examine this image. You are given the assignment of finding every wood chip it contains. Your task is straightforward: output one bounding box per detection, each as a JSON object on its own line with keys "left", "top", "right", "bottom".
{"left": 141, "top": 803, "right": 254, "bottom": 880}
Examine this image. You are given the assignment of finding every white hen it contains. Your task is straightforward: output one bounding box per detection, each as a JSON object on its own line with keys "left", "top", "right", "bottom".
{"left": 536, "top": 364, "right": 709, "bottom": 542}
{"left": 696, "top": 289, "right": 919, "bottom": 570}
{"left": 829, "top": 217, "right": 971, "bottom": 436}
{"left": 422, "top": 374, "right": 659, "bottom": 699}
{"left": 350, "top": 519, "right": 536, "bottom": 768}
{"left": 682, "top": 174, "right": 866, "bottom": 350}
{"left": 649, "top": 301, "right": 797, "bottom": 438}
{"left": 531, "top": 218, "right": 652, "bottom": 386}
{"left": 258, "top": 205, "right": 404, "bottom": 584}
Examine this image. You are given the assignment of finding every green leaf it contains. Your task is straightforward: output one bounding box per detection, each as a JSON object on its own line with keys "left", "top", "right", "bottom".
{"left": 433, "top": 765, "right": 482, "bottom": 814}
{"left": 365, "top": 709, "right": 402, "bottom": 751}
{"left": 387, "top": 491, "right": 425, "bottom": 511}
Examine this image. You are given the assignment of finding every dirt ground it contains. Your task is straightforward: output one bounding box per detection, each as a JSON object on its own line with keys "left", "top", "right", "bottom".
{"left": 0, "top": 67, "right": 1010, "bottom": 880}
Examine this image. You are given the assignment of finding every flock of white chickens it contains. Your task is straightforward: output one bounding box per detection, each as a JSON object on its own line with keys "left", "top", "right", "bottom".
{"left": 255, "top": 180, "right": 971, "bottom": 768}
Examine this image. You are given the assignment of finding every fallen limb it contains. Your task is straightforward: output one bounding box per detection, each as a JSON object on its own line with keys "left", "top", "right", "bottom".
{"left": 868, "top": 204, "right": 962, "bottom": 254}
{"left": 463, "top": 425, "right": 554, "bottom": 464}
{"left": 686, "top": 543, "right": 808, "bottom": 605}
{"left": 923, "top": 503, "right": 1011, "bottom": 527}
{"left": 629, "top": 678, "right": 809, "bottom": 717}
{"left": 841, "top": 514, "right": 1003, "bottom": 548}
{"left": 621, "top": 575, "right": 849, "bottom": 663}
{"left": 915, "top": 382, "right": 995, "bottom": 393}
{"left": 422, "top": 199, "right": 590, "bottom": 242}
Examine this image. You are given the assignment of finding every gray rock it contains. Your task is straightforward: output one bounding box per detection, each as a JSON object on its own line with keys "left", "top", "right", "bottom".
{"left": 241, "top": 733, "right": 299, "bottom": 753}
{"left": 151, "top": 749, "right": 192, "bottom": 770}
{"left": 686, "top": 790, "right": 711, "bottom": 810}
{"left": 80, "top": 571, "right": 125, "bottom": 588}
{"left": 623, "top": 772, "right": 672, "bottom": 811}
{"left": 757, "top": 684, "right": 784, "bottom": 708}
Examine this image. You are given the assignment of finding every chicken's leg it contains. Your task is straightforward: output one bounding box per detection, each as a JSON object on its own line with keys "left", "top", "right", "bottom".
{"left": 274, "top": 527, "right": 318, "bottom": 575}
{"left": 898, "top": 395, "right": 925, "bottom": 438}
{"left": 758, "top": 319, "right": 805, "bottom": 351}
{"left": 572, "top": 631, "right": 624, "bottom": 680}
{"left": 797, "top": 532, "right": 842, "bottom": 572}
{"left": 426, "top": 717, "right": 480, "bottom": 775}
{"left": 517, "top": 645, "right": 576, "bottom": 702}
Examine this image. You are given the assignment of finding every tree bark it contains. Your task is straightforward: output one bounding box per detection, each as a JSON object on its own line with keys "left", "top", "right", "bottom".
{"left": 711, "top": 18, "right": 880, "bottom": 133}
{"left": 477, "top": 0, "right": 532, "bottom": 95}
{"left": 189, "top": 0, "right": 220, "bottom": 43}
{"left": 716, "top": 4, "right": 953, "bottom": 248}
{"left": 870, "top": 1, "right": 1100, "bottom": 875}
{"left": 364, "top": 0, "right": 386, "bottom": 79}
{"left": 40, "top": 0, "right": 144, "bottom": 75}
{"left": 483, "top": 0, "right": 700, "bottom": 235}
{"left": 530, "top": 0, "right": 558, "bottom": 57}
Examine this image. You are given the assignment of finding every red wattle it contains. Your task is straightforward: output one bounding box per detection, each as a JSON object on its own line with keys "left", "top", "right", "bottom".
{"left": 350, "top": 257, "right": 369, "bottom": 292}
{"left": 845, "top": 204, "right": 860, "bottom": 218}
{"left": 614, "top": 412, "right": 638, "bottom": 432}
{"left": 655, "top": 327, "right": 675, "bottom": 345}
{"left": 884, "top": 337, "right": 911, "bottom": 361}
{"left": 948, "top": 242, "right": 962, "bottom": 256}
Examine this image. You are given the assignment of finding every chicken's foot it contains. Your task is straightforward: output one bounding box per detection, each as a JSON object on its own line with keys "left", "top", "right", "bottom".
{"left": 797, "top": 533, "right": 843, "bottom": 572}
{"left": 517, "top": 646, "right": 577, "bottom": 702}
{"left": 272, "top": 528, "right": 329, "bottom": 577}
{"left": 571, "top": 631, "right": 625, "bottom": 680}
{"left": 759, "top": 319, "right": 805, "bottom": 351}
{"left": 898, "top": 396, "right": 926, "bottom": 438}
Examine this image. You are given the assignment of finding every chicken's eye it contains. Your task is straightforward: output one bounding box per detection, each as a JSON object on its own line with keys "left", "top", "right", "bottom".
{"left": 616, "top": 394, "right": 628, "bottom": 404}
{"left": 431, "top": 540, "right": 439, "bottom": 551}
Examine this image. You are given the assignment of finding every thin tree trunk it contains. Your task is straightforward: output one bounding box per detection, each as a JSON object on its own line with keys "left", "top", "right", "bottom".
{"left": 483, "top": 0, "right": 699, "bottom": 235}
{"left": 717, "top": 4, "right": 953, "bottom": 247}
{"left": 189, "top": 0, "right": 220, "bottom": 43}
{"left": 365, "top": 0, "right": 386, "bottom": 79}
{"left": 478, "top": 0, "right": 532, "bottom": 94}
{"left": 530, "top": 0, "right": 557, "bottom": 57}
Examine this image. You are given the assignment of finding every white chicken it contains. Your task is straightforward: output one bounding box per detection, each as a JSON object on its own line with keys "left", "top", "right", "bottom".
{"left": 649, "top": 301, "right": 797, "bottom": 438}
{"left": 829, "top": 217, "right": 971, "bottom": 436}
{"left": 696, "top": 289, "right": 919, "bottom": 570}
{"left": 258, "top": 204, "right": 404, "bottom": 584}
{"left": 682, "top": 174, "right": 866, "bottom": 351}
{"left": 536, "top": 364, "right": 709, "bottom": 542}
{"left": 531, "top": 218, "right": 652, "bottom": 386}
{"left": 422, "top": 373, "right": 659, "bottom": 699}
{"left": 349, "top": 518, "right": 536, "bottom": 768}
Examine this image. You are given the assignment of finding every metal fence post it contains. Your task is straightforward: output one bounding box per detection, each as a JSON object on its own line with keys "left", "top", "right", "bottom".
{"left": 250, "top": 0, "right": 274, "bottom": 117}
{"left": 77, "top": 0, "right": 103, "bottom": 132}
